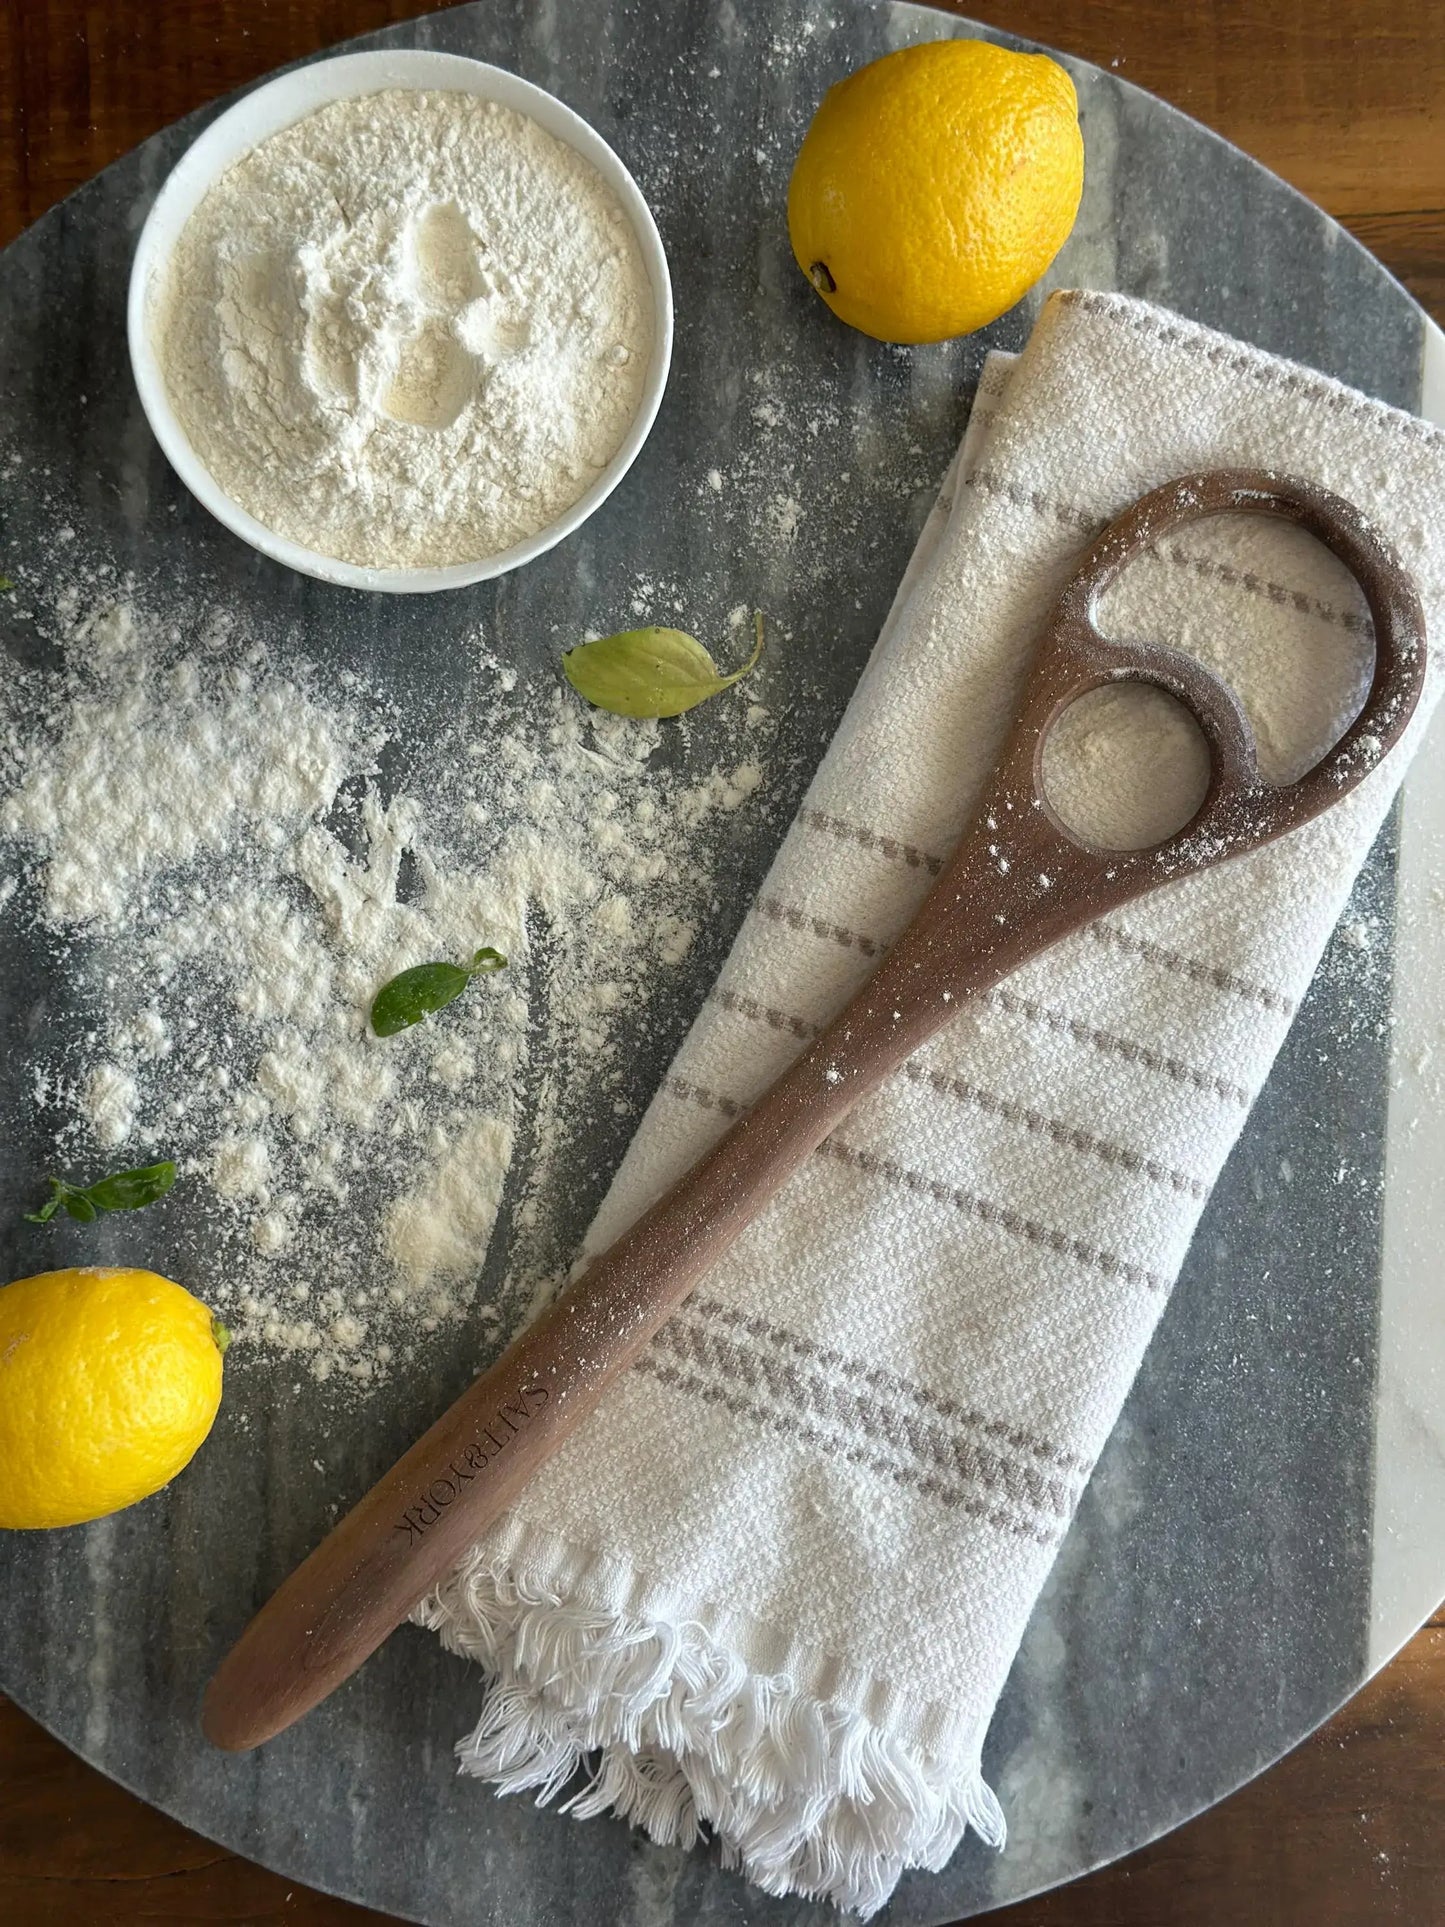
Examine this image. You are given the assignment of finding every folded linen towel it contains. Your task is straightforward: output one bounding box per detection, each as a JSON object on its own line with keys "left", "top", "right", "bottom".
{"left": 418, "top": 291, "right": 1445, "bottom": 1915}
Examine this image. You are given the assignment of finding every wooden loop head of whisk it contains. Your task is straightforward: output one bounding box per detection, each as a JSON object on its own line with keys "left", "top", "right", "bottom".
{"left": 1002, "top": 468, "right": 1427, "bottom": 880}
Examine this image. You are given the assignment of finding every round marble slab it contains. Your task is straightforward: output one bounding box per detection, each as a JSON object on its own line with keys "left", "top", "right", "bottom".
{"left": 2, "top": 5, "right": 1443, "bottom": 1925}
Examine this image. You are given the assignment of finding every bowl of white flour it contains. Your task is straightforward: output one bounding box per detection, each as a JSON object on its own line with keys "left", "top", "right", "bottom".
{"left": 128, "top": 50, "right": 673, "bottom": 592}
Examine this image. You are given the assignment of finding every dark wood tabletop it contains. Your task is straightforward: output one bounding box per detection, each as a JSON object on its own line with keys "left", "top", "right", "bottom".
{"left": 2, "top": 3, "right": 1443, "bottom": 1923}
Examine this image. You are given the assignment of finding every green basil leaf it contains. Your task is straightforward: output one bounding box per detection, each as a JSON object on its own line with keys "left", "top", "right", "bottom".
{"left": 0, "top": 575, "right": 13, "bottom": 592}
{"left": 371, "top": 961, "right": 472, "bottom": 1035}
{"left": 85, "top": 1160, "right": 177, "bottom": 1213}
{"left": 371, "top": 944, "right": 509, "bottom": 1037}
{"left": 25, "top": 1161, "right": 177, "bottom": 1226}
{"left": 563, "top": 613, "right": 764, "bottom": 718}
{"left": 23, "top": 1183, "right": 66, "bottom": 1224}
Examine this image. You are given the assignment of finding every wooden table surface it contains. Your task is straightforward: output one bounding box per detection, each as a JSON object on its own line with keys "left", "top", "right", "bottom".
{"left": 2, "top": 2, "right": 1442, "bottom": 1922}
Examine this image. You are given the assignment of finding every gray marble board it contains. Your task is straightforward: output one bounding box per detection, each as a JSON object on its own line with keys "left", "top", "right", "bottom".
{"left": 3, "top": 5, "right": 1444, "bottom": 1925}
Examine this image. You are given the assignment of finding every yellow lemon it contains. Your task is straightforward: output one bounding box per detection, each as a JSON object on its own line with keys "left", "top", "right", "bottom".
{"left": 787, "top": 38, "right": 1084, "bottom": 344}
{"left": 0, "top": 1266, "right": 227, "bottom": 1529}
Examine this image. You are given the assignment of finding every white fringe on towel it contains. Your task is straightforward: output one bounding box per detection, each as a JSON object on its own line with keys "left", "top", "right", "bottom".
{"left": 417, "top": 1529, "right": 1004, "bottom": 1918}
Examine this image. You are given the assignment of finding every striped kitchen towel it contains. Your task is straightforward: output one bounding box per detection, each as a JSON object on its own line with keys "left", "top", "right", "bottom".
{"left": 418, "top": 290, "right": 1445, "bottom": 1914}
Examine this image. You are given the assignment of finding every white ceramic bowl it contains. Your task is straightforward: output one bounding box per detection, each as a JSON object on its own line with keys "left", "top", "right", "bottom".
{"left": 127, "top": 49, "right": 674, "bottom": 593}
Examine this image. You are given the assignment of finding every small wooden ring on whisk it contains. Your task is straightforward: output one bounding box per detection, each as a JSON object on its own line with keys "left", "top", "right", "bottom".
{"left": 994, "top": 469, "right": 1427, "bottom": 884}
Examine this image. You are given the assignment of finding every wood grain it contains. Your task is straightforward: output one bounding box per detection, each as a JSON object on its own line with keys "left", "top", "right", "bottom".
{"left": 1, "top": 0, "right": 1442, "bottom": 324}
{"left": 1, "top": 2, "right": 1442, "bottom": 1923}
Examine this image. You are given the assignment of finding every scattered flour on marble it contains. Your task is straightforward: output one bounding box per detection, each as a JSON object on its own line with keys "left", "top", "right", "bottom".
{"left": 82, "top": 1063, "right": 140, "bottom": 1148}
{"left": 0, "top": 569, "right": 768, "bottom": 1388}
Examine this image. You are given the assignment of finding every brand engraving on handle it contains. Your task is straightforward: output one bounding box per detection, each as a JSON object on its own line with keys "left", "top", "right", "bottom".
{"left": 394, "top": 1382, "right": 550, "bottom": 1545}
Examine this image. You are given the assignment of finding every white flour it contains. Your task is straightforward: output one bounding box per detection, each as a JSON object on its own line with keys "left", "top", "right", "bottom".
{"left": 150, "top": 89, "right": 652, "bottom": 568}
{"left": 1041, "top": 682, "right": 1212, "bottom": 850}
{"left": 1, "top": 570, "right": 770, "bottom": 1388}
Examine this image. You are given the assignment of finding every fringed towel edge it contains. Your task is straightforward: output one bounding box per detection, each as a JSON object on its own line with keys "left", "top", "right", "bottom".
{"left": 416, "top": 1532, "right": 1004, "bottom": 1917}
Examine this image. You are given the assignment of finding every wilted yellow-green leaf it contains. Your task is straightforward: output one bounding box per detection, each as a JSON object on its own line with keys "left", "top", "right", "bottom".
{"left": 562, "top": 614, "right": 764, "bottom": 718}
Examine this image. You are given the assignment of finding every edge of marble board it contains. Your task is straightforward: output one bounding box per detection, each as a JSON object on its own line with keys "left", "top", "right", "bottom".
{"left": 1370, "top": 317, "right": 1445, "bottom": 1669}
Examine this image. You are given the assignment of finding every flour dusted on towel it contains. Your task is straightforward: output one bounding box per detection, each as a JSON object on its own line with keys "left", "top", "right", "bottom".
{"left": 1041, "top": 682, "right": 1213, "bottom": 849}
{"left": 151, "top": 89, "right": 652, "bottom": 567}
